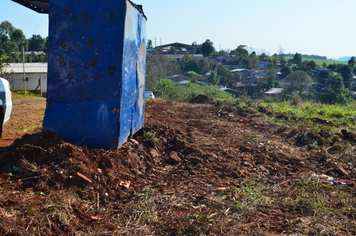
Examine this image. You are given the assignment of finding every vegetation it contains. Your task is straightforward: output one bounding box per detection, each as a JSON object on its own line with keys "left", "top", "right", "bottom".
{"left": 284, "top": 70, "right": 313, "bottom": 99}
{"left": 0, "top": 55, "right": 12, "bottom": 77}
{"left": 0, "top": 20, "right": 47, "bottom": 63}
{"left": 201, "top": 39, "right": 215, "bottom": 57}
{"left": 284, "top": 56, "right": 347, "bottom": 67}
{"left": 153, "top": 78, "right": 235, "bottom": 102}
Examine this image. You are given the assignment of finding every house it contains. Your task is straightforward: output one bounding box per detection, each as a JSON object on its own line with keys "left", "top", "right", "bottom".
{"left": 178, "top": 80, "right": 190, "bottom": 86}
{"left": 309, "top": 82, "right": 328, "bottom": 93}
{"left": 230, "top": 68, "right": 249, "bottom": 79}
{"left": 220, "top": 87, "right": 237, "bottom": 96}
{"left": 5, "top": 63, "right": 47, "bottom": 95}
{"left": 264, "top": 88, "right": 283, "bottom": 99}
{"left": 216, "top": 56, "right": 233, "bottom": 62}
{"left": 233, "top": 82, "right": 248, "bottom": 95}
{"left": 256, "top": 61, "right": 269, "bottom": 69}
{"left": 146, "top": 48, "right": 156, "bottom": 55}
{"left": 312, "top": 68, "right": 333, "bottom": 77}
{"left": 251, "top": 70, "right": 265, "bottom": 83}
{"left": 171, "top": 75, "right": 189, "bottom": 83}
{"left": 155, "top": 42, "right": 197, "bottom": 55}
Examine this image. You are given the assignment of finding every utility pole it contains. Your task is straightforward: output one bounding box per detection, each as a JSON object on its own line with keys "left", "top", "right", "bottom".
{"left": 22, "top": 46, "right": 26, "bottom": 94}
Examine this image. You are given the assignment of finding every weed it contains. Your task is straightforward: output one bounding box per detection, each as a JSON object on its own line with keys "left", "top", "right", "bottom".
{"left": 142, "top": 130, "right": 160, "bottom": 143}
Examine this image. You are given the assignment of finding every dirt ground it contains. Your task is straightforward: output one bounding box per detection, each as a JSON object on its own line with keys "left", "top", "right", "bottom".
{"left": 0, "top": 95, "right": 355, "bottom": 235}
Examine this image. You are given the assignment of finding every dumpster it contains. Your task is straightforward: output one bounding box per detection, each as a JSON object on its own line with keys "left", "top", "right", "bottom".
{"left": 12, "top": 0, "right": 147, "bottom": 148}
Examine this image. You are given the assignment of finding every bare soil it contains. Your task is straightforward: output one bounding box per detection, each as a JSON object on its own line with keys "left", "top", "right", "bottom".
{"left": 0, "top": 95, "right": 355, "bottom": 235}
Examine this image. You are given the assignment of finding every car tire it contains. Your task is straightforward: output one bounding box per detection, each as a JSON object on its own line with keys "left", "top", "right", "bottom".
{"left": 0, "top": 109, "right": 4, "bottom": 138}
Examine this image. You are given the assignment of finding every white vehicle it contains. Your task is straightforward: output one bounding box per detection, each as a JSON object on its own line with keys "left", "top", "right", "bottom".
{"left": 145, "top": 91, "right": 155, "bottom": 99}
{"left": 0, "top": 78, "right": 12, "bottom": 137}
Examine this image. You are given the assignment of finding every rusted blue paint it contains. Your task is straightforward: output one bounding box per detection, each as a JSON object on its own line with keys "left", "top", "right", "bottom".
{"left": 43, "top": 0, "right": 146, "bottom": 148}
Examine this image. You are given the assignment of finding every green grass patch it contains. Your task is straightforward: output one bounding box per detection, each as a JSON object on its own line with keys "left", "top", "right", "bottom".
{"left": 262, "top": 101, "right": 356, "bottom": 129}
{"left": 12, "top": 91, "right": 44, "bottom": 99}
{"left": 154, "top": 78, "right": 237, "bottom": 103}
{"left": 284, "top": 56, "right": 347, "bottom": 66}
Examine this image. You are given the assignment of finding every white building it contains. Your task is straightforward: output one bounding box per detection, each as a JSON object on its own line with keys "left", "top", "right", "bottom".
{"left": 5, "top": 63, "right": 47, "bottom": 95}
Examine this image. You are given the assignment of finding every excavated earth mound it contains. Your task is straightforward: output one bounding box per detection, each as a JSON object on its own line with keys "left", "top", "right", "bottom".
{"left": 189, "top": 94, "right": 212, "bottom": 104}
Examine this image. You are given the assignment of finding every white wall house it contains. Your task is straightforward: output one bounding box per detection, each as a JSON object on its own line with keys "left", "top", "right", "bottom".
{"left": 5, "top": 63, "right": 48, "bottom": 95}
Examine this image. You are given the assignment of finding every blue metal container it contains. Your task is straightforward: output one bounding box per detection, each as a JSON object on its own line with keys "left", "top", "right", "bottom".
{"left": 42, "top": 0, "right": 146, "bottom": 148}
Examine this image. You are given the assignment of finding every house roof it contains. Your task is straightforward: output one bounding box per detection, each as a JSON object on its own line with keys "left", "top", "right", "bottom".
{"left": 221, "top": 87, "right": 237, "bottom": 94}
{"left": 231, "top": 68, "right": 249, "bottom": 73}
{"left": 156, "top": 42, "right": 196, "bottom": 50}
{"left": 178, "top": 80, "right": 190, "bottom": 85}
{"left": 265, "top": 88, "right": 283, "bottom": 95}
{"left": 7, "top": 63, "right": 48, "bottom": 74}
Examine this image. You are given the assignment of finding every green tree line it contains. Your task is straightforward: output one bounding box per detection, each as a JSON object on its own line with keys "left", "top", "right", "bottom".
{"left": 0, "top": 20, "right": 48, "bottom": 62}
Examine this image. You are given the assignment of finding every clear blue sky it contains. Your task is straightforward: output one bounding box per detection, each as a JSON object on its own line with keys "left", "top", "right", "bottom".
{"left": 2, "top": 0, "right": 356, "bottom": 59}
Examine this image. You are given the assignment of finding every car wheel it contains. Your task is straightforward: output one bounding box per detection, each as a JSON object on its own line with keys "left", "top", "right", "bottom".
{"left": 0, "top": 110, "right": 4, "bottom": 138}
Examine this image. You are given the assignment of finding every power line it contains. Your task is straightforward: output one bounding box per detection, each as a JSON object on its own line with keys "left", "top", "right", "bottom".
{"left": 32, "top": 15, "right": 44, "bottom": 35}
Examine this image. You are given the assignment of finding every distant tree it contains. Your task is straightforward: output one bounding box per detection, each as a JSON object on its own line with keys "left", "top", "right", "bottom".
{"left": 217, "top": 65, "right": 234, "bottom": 85}
{"left": 198, "top": 58, "right": 212, "bottom": 75}
{"left": 201, "top": 39, "right": 215, "bottom": 57}
{"left": 241, "top": 58, "right": 252, "bottom": 69}
{"left": 322, "top": 62, "right": 327, "bottom": 68}
{"left": 295, "top": 64, "right": 313, "bottom": 75}
{"left": 337, "top": 65, "right": 353, "bottom": 89}
{"left": 284, "top": 70, "right": 313, "bottom": 97}
{"left": 348, "top": 56, "right": 356, "bottom": 69}
{"left": 327, "top": 63, "right": 337, "bottom": 70}
{"left": 146, "top": 39, "right": 153, "bottom": 49}
{"left": 231, "top": 45, "right": 249, "bottom": 58}
{"left": 265, "top": 69, "right": 279, "bottom": 89}
{"left": 186, "top": 71, "right": 200, "bottom": 83}
{"left": 180, "top": 55, "right": 212, "bottom": 75}
{"left": 0, "top": 21, "right": 14, "bottom": 36}
{"left": 145, "top": 54, "right": 182, "bottom": 90}
{"left": 216, "top": 50, "right": 228, "bottom": 56}
{"left": 326, "top": 73, "right": 344, "bottom": 91}
{"left": 280, "top": 66, "right": 292, "bottom": 77}
{"left": 318, "top": 70, "right": 330, "bottom": 86}
{"left": 306, "top": 60, "right": 316, "bottom": 69}
{"left": 11, "top": 28, "right": 27, "bottom": 49}
{"left": 0, "top": 20, "right": 28, "bottom": 58}
{"left": 317, "top": 73, "right": 354, "bottom": 104}
{"left": 249, "top": 51, "right": 258, "bottom": 67}
{"left": 293, "top": 52, "right": 302, "bottom": 65}
{"left": 180, "top": 55, "right": 199, "bottom": 73}
{"left": 28, "top": 34, "right": 45, "bottom": 51}
{"left": 219, "top": 76, "right": 229, "bottom": 86}
{"left": 206, "top": 70, "right": 220, "bottom": 85}
{"left": 259, "top": 53, "right": 269, "bottom": 61}
{"left": 0, "top": 55, "right": 12, "bottom": 77}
